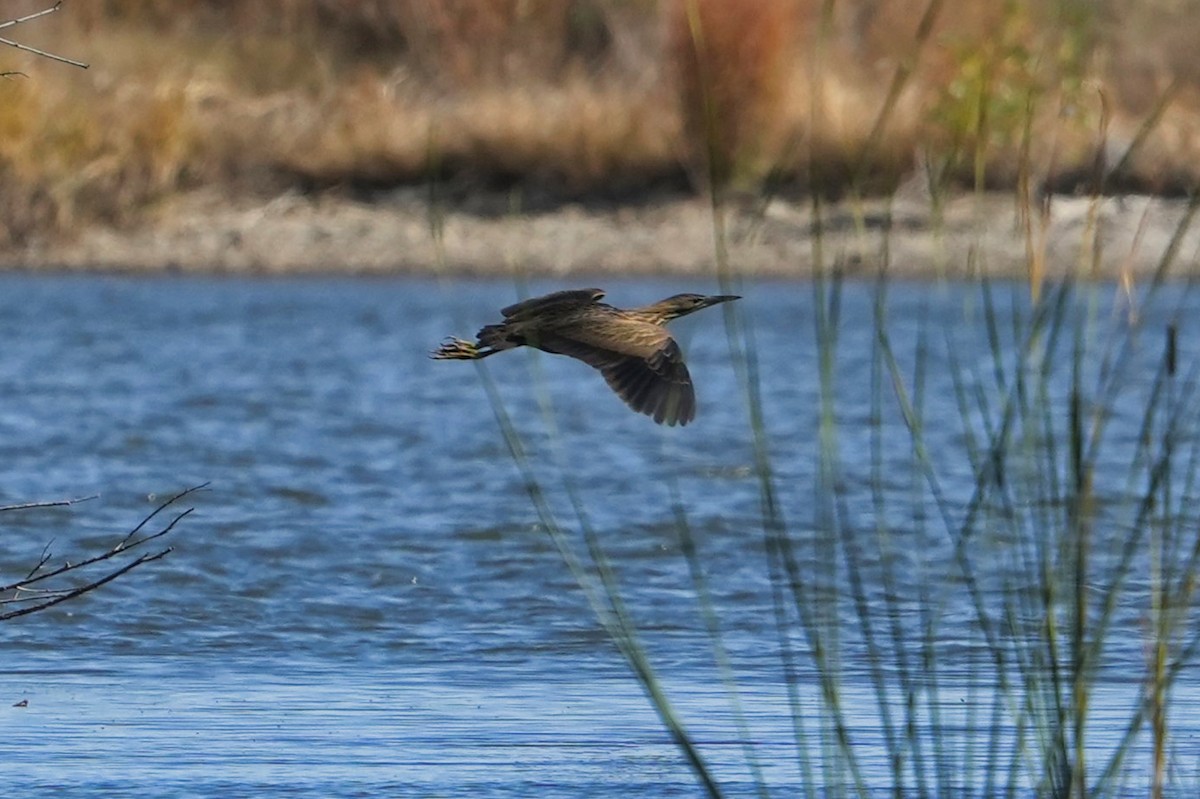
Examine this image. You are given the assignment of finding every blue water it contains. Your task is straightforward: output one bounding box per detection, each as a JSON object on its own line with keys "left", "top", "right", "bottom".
{"left": 1, "top": 274, "right": 1199, "bottom": 796}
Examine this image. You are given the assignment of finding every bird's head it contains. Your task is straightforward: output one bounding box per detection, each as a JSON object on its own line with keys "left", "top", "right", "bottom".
{"left": 657, "top": 292, "right": 741, "bottom": 321}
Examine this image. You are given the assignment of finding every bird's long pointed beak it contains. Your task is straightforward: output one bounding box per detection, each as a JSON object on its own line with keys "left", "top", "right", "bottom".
{"left": 703, "top": 294, "right": 741, "bottom": 307}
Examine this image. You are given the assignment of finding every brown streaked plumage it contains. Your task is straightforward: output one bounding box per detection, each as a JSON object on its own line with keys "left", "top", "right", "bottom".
{"left": 431, "top": 288, "right": 739, "bottom": 426}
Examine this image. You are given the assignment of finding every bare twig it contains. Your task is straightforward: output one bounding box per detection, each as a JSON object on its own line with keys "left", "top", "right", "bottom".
{"left": 0, "top": 494, "right": 98, "bottom": 513}
{"left": 21, "top": 539, "right": 54, "bottom": 582}
{"left": 0, "top": 1, "right": 88, "bottom": 70}
{"left": 0, "top": 549, "right": 172, "bottom": 621}
{"left": 0, "top": 1, "right": 65, "bottom": 32}
{"left": 0, "top": 483, "right": 208, "bottom": 622}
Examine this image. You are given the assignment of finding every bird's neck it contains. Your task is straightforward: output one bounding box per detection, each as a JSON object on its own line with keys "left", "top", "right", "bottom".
{"left": 630, "top": 302, "right": 680, "bottom": 325}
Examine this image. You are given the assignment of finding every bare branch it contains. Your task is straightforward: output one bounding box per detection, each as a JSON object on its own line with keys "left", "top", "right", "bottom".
{"left": 0, "top": 548, "right": 172, "bottom": 621}
{"left": 21, "top": 538, "right": 54, "bottom": 581}
{"left": 0, "top": 34, "right": 87, "bottom": 69}
{"left": 3, "top": 507, "right": 192, "bottom": 592}
{"left": 0, "top": 2, "right": 88, "bottom": 70}
{"left": 0, "top": 483, "right": 208, "bottom": 622}
{"left": 0, "top": 1, "right": 62, "bottom": 32}
{"left": 121, "top": 483, "right": 209, "bottom": 541}
{"left": 0, "top": 494, "right": 98, "bottom": 513}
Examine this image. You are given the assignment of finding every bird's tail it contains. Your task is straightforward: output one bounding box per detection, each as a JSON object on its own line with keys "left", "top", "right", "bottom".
{"left": 476, "top": 323, "right": 517, "bottom": 351}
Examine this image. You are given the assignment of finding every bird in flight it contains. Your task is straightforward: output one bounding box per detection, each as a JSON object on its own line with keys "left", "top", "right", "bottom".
{"left": 431, "top": 288, "right": 739, "bottom": 426}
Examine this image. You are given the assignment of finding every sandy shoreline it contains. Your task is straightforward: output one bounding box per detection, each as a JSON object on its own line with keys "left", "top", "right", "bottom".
{"left": 3, "top": 189, "right": 1197, "bottom": 280}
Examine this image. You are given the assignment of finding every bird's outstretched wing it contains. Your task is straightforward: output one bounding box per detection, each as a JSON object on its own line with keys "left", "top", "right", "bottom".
{"left": 538, "top": 326, "right": 696, "bottom": 426}
{"left": 501, "top": 288, "right": 605, "bottom": 320}
{"left": 599, "top": 341, "right": 695, "bottom": 426}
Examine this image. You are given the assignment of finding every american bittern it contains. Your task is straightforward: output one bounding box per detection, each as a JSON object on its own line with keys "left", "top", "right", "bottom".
{"left": 431, "top": 288, "right": 739, "bottom": 426}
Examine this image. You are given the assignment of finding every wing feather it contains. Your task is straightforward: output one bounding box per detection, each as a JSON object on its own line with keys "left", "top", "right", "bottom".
{"left": 537, "top": 331, "right": 696, "bottom": 426}
{"left": 501, "top": 288, "right": 605, "bottom": 320}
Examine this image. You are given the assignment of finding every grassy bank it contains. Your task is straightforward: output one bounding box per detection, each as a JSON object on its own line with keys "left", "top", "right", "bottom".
{"left": 0, "top": 0, "right": 1198, "bottom": 251}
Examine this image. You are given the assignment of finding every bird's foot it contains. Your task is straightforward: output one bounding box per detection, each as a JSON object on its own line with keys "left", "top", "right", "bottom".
{"left": 430, "top": 337, "right": 482, "bottom": 360}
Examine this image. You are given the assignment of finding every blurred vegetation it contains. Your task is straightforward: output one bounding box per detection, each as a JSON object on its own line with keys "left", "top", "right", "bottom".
{"left": 0, "top": 0, "right": 1198, "bottom": 244}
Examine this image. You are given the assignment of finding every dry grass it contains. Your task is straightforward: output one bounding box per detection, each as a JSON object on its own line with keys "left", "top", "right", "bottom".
{"left": 0, "top": 0, "right": 1198, "bottom": 244}
{"left": 668, "top": 0, "right": 801, "bottom": 190}
{"left": 279, "top": 71, "right": 680, "bottom": 196}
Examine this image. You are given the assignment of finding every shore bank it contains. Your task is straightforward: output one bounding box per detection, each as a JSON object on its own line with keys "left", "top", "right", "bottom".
{"left": 3, "top": 189, "right": 1196, "bottom": 280}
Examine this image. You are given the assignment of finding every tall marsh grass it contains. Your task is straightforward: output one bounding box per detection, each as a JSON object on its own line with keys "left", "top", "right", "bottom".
{"left": 433, "top": 3, "right": 1200, "bottom": 798}
{"left": 480, "top": 227, "right": 1200, "bottom": 798}
{"left": 461, "top": 229, "right": 1200, "bottom": 797}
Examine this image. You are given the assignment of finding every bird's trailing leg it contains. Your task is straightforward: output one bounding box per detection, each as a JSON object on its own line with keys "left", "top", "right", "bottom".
{"left": 430, "top": 337, "right": 500, "bottom": 360}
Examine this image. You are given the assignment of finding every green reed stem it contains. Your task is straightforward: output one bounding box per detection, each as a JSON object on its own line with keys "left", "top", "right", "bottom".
{"left": 425, "top": 153, "right": 724, "bottom": 796}
{"left": 666, "top": 478, "right": 773, "bottom": 799}
{"left": 870, "top": 277, "right": 919, "bottom": 797}
{"left": 853, "top": 0, "right": 945, "bottom": 187}
{"left": 477, "top": 364, "right": 725, "bottom": 799}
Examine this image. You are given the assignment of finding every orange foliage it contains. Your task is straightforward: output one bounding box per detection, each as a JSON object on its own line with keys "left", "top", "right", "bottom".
{"left": 667, "top": 0, "right": 802, "bottom": 190}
